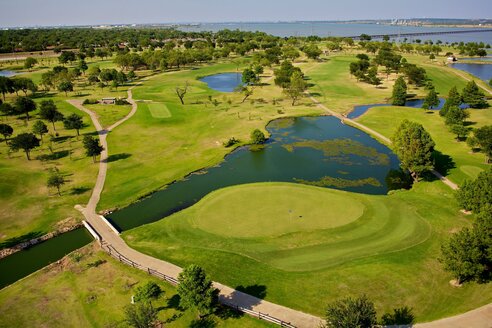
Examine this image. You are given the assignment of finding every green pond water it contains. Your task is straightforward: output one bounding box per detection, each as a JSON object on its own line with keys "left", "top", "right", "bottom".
{"left": 108, "top": 116, "right": 401, "bottom": 231}
{"left": 0, "top": 228, "right": 92, "bottom": 289}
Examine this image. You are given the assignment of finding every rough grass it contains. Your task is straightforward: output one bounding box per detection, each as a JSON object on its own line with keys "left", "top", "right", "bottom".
{"left": 356, "top": 105, "right": 492, "bottom": 184}
{"left": 85, "top": 103, "right": 133, "bottom": 128}
{"left": 99, "top": 61, "right": 324, "bottom": 210}
{"left": 123, "top": 181, "right": 492, "bottom": 322}
{"left": 0, "top": 244, "right": 272, "bottom": 328}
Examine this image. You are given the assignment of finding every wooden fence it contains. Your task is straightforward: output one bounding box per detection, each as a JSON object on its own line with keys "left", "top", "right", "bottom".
{"left": 99, "top": 241, "right": 296, "bottom": 327}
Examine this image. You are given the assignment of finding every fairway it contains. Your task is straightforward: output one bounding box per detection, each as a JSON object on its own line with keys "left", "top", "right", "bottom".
{"left": 193, "top": 184, "right": 365, "bottom": 238}
{"left": 147, "top": 102, "right": 172, "bottom": 118}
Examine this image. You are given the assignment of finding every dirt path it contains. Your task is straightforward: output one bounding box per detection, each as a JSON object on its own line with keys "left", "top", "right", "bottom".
{"left": 68, "top": 87, "right": 322, "bottom": 328}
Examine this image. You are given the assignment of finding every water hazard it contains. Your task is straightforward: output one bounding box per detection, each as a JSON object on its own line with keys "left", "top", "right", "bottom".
{"left": 200, "top": 72, "right": 244, "bottom": 92}
{"left": 108, "top": 116, "right": 400, "bottom": 231}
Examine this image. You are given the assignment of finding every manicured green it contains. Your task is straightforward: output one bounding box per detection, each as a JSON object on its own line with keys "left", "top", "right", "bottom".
{"left": 0, "top": 245, "right": 272, "bottom": 328}
{"left": 123, "top": 182, "right": 492, "bottom": 321}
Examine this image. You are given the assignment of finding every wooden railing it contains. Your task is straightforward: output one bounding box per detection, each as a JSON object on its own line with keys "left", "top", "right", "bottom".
{"left": 99, "top": 240, "right": 296, "bottom": 327}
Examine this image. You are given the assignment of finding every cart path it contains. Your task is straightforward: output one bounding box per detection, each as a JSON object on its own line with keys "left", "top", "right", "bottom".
{"left": 68, "top": 88, "right": 322, "bottom": 328}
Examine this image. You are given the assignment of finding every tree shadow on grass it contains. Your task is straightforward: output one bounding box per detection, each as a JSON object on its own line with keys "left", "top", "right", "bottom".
{"left": 0, "top": 231, "right": 44, "bottom": 249}
{"left": 235, "top": 284, "right": 267, "bottom": 299}
{"left": 36, "top": 150, "right": 69, "bottom": 161}
{"left": 70, "top": 186, "right": 91, "bottom": 195}
{"left": 425, "top": 150, "right": 456, "bottom": 181}
{"left": 189, "top": 317, "right": 216, "bottom": 328}
{"left": 104, "top": 153, "right": 131, "bottom": 163}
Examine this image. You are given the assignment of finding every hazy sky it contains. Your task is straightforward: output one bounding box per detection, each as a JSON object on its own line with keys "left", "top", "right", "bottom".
{"left": 1, "top": 0, "right": 491, "bottom": 27}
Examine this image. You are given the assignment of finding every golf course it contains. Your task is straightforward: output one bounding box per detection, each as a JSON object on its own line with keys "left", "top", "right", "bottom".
{"left": 0, "top": 23, "right": 491, "bottom": 328}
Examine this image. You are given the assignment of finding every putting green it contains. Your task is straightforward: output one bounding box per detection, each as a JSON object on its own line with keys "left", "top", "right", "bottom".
{"left": 193, "top": 184, "right": 364, "bottom": 238}
{"left": 147, "top": 102, "right": 171, "bottom": 118}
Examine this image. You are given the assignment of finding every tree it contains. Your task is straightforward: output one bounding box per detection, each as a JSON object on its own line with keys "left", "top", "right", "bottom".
{"left": 366, "top": 66, "right": 381, "bottom": 88}
{"left": 58, "top": 51, "right": 76, "bottom": 65}
{"left": 9, "top": 133, "right": 40, "bottom": 160}
{"left": 39, "top": 100, "right": 64, "bottom": 130}
{"left": 13, "top": 78, "right": 37, "bottom": 96}
{"left": 32, "top": 120, "right": 48, "bottom": 141}
{"left": 284, "top": 70, "right": 306, "bottom": 105}
{"left": 392, "top": 120, "right": 435, "bottom": 180}
{"left": 449, "top": 124, "right": 471, "bottom": 141}
{"left": 0, "top": 76, "right": 15, "bottom": 101}
{"left": 237, "top": 86, "right": 253, "bottom": 103}
{"left": 77, "top": 59, "right": 88, "bottom": 75}
{"left": 175, "top": 82, "right": 189, "bottom": 105}
{"left": 242, "top": 67, "right": 257, "bottom": 85}
{"left": 303, "top": 44, "right": 322, "bottom": 60}
{"left": 391, "top": 77, "right": 407, "bottom": 106}
{"left": 444, "top": 106, "right": 469, "bottom": 126}
{"left": 63, "top": 113, "right": 84, "bottom": 136}
{"left": 0, "top": 123, "right": 13, "bottom": 142}
{"left": 274, "top": 60, "right": 302, "bottom": 88}
{"left": 422, "top": 89, "right": 440, "bottom": 109}
{"left": 325, "top": 295, "right": 377, "bottom": 328}
{"left": 440, "top": 86, "right": 462, "bottom": 117}
{"left": 134, "top": 282, "right": 162, "bottom": 302}
{"left": 456, "top": 167, "right": 492, "bottom": 213}
{"left": 14, "top": 96, "right": 36, "bottom": 121}
{"left": 124, "top": 302, "right": 158, "bottom": 328}
{"left": 58, "top": 81, "right": 73, "bottom": 96}
{"left": 177, "top": 265, "right": 219, "bottom": 318}
{"left": 83, "top": 135, "right": 104, "bottom": 162}
{"left": 381, "top": 307, "right": 415, "bottom": 325}
{"left": 250, "top": 129, "right": 266, "bottom": 144}
{"left": 440, "top": 227, "right": 486, "bottom": 284}
{"left": 473, "top": 125, "right": 492, "bottom": 162}
{"left": 47, "top": 170, "right": 65, "bottom": 196}
{"left": 461, "top": 80, "right": 488, "bottom": 109}
{"left": 402, "top": 63, "right": 427, "bottom": 86}
{"left": 23, "top": 57, "right": 38, "bottom": 70}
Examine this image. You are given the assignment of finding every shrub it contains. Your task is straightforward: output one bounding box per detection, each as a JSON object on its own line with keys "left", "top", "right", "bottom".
{"left": 134, "top": 282, "right": 162, "bottom": 302}
{"left": 83, "top": 98, "right": 99, "bottom": 105}
{"left": 223, "top": 137, "right": 239, "bottom": 148}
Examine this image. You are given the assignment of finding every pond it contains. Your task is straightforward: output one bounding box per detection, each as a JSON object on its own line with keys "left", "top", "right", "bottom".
{"left": 347, "top": 98, "right": 448, "bottom": 119}
{"left": 0, "top": 228, "right": 92, "bottom": 289}
{"left": 0, "top": 70, "right": 19, "bottom": 77}
{"left": 451, "top": 62, "right": 492, "bottom": 82}
{"left": 107, "top": 116, "right": 401, "bottom": 231}
{"left": 200, "top": 72, "right": 243, "bottom": 92}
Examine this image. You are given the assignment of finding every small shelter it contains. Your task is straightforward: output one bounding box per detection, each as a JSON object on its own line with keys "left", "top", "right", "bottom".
{"left": 101, "top": 97, "right": 116, "bottom": 104}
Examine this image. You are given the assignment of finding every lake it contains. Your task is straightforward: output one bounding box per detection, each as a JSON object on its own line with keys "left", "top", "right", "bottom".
{"left": 451, "top": 62, "right": 492, "bottom": 82}
{"left": 0, "top": 70, "right": 19, "bottom": 77}
{"left": 200, "top": 72, "right": 243, "bottom": 92}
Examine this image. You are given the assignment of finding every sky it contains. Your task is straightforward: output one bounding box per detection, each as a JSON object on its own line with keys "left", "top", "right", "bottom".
{"left": 0, "top": 0, "right": 491, "bottom": 28}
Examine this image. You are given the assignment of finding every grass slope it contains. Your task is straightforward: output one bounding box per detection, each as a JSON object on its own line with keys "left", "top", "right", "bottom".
{"left": 0, "top": 244, "right": 271, "bottom": 328}
{"left": 356, "top": 106, "right": 492, "bottom": 184}
{"left": 123, "top": 182, "right": 492, "bottom": 321}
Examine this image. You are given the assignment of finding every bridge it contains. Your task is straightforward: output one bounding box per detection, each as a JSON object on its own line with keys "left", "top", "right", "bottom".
{"left": 349, "top": 28, "right": 492, "bottom": 40}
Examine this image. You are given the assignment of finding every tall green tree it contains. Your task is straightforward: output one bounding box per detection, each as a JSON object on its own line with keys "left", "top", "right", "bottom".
{"left": 63, "top": 113, "right": 84, "bottom": 136}
{"left": 472, "top": 125, "right": 492, "bottom": 162}
{"left": 58, "top": 81, "right": 74, "bottom": 96}
{"left": 177, "top": 265, "right": 219, "bottom": 318}
{"left": 392, "top": 120, "right": 435, "bottom": 180}
{"left": 47, "top": 170, "right": 66, "bottom": 196}
{"left": 284, "top": 70, "right": 307, "bottom": 105}
{"left": 39, "top": 100, "right": 64, "bottom": 130}
{"left": 303, "top": 43, "right": 322, "bottom": 60}
{"left": 444, "top": 106, "right": 469, "bottom": 126}
{"left": 0, "top": 76, "right": 15, "bottom": 101}
{"left": 250, "top": 129, "right": 266, "bottom": 144}
{"left": 83, "top": 135, "right": 104, "bottom": 162}
{"left": 0, "top": 123, "right": 13, "bottom": 142}
{"left": 14, "top": 96, "right": 36, "bottom": 121}
{"left": 9, "top": 133, "right": 40, "bottom": 160}
{"left": 32, "top": 120, "right": 48, "bottom": 141}
{"left": 325, "top": 295, "right": 377, "bottom": 328}
{"left": 124, "top": 302, "right": 158, "bottom": 328}
{"left": 23, "top": 57, "right": 38, "bottom": 70}
{"left": 461, "top": 80, "right": 487, "bottom": 109}
{"left": 440, "top": 86, "right": 462, "bottom": 117}
{"left": 422, "top": 89, "right": 440, "bottom": 109}
{"left": 457, "top": 167, "right": 492, "bottom": 213}
{"left": 391, "top": 77, "right": 407, "bottom": 106}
